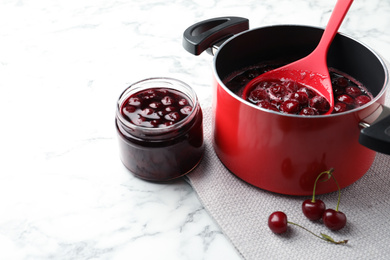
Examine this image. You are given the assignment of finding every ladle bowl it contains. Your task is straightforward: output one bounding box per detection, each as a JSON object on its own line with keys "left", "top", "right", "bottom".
{"left": 241, "top": 0, "right": 354, "bottom": 115}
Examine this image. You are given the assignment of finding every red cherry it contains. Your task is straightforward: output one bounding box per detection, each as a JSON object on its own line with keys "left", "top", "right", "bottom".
{"left": 149, "top": 101, "right": 162, "bottom": 109}
{"left": 268, "top": 211, "right": 288, "bottom": 234}
{"left": 302, "top": 169, "right": 332, "bottom": 221}
{"left": 165, "top": 112, "right": 181, "bottom": 122}
{"left": 309, "top": 96, "right": 330, "bottom": 113}
{"left": 299, "top": 107, "right": 319, "bottom": 116}
{"left": 254, "top": 81, "right": 272, "bottom": 89}
{"left": 345, "top": 86, "right": 362, "bottom": 97}
{"left": 123, "top": 105, "right": 136, "bottom": 115}
{"left": 280, "top": 100, "right": 300, "bottom": 114}
{"left": 142, "top": 108, "right": 154, "bottom": 116}
{"left": 291, "top": 92, "right": 309, "bottom": 106}
{"left": 313, "top": 169, "right": 347, "bottom": 231}
{"left": 142, "top": 89, "right": 157, "bottom": 100}
{"left": 178, "top": 98, "right": 188, "bottom": 106}
{"left": 270, "top": 98, "right": 283, "bottom": 107}
{"left": 161, "top": 96, "right": 174, "bottom": 105}
{"left": 333, "top": 102, "right": 348, "bottom": 113}
{"left": 257, "top": 100, "right": 279, "bottom": 112}
{"left": 128, "top": 96, "right": 141, "bottom": 106}
{"left": 180, "top": 106, "right": 193, "bottom": 115}
{"left": 249, "top": 88, "right": 269, "bottom": 102}
{"left": 337, "top": 94, "right": 354, "bottom": 105}
{"left": 269, "top": 84, "right": 287, "bottom": 100}
{"left": 285, "top": 81, "right": 299, "bottom": 93}
{"left": 297, "top": 87, "right": 316, "bottom": 98}
{"left": 150, "top": 119, "right": 161, "bottom": 127}
{"left": 355, "top": 95, "right": 371, "bottom": 106}
{"left": 165, "top": 106, "right": 177, "bottom": 112}
{"left": 333, "top": 86, "right": 344, "bottom": 95}
{"left": 322, "top": 209, "right": 347, "bottom": 231}
{"left": 134, "top": 116, "right": 146, "bottom": 126}
{"left": 335, "top": 77, "right": 349, "bottom": 88}
{"left": 302, "top": 199, "right": 326, "bottom": 220}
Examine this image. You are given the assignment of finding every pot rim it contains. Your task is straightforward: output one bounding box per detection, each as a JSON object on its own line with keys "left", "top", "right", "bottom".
{"left": 212, "top": 24, "right": 389, "bottom": 118}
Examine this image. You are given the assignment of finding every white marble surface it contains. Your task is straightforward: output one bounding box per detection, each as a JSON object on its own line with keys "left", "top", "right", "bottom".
{"left": 0, "top": 0, "right": 389, "bottom": 259}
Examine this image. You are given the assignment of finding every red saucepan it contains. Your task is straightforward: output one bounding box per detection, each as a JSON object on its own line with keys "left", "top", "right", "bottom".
{"left": 183, "top": 17, "right": 390, "bottom": 195}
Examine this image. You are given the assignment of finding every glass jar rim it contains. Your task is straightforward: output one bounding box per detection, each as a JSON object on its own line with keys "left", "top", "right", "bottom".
{"left": 116, "top": 77, "right": 200, "bottom": 136}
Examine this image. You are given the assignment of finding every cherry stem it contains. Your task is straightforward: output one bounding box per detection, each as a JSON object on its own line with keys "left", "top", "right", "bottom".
{"left": 329, "top": 171, "right": 341, "bottom": 212}
{"left": 287, "top": 221, "right": 348, "bottom": 245}
{"left": 311, "top": 168, "right": 334, "bottom": 203}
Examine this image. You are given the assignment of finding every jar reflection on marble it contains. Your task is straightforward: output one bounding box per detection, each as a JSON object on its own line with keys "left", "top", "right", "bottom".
{"left": 115, "top": 78, "right": 204, "bottom": 181}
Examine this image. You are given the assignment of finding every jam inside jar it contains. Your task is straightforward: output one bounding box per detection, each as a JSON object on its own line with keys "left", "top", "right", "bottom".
{"left": 115, "top": 78, "right": 204, "bottom": 181}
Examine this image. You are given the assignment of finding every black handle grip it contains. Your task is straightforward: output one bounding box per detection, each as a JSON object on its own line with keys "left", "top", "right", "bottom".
{"left": 359, "top": 105, "right": 390, "bottom": 155}
{"left": 182, "top": 17, "right": 249, "bottom": 56}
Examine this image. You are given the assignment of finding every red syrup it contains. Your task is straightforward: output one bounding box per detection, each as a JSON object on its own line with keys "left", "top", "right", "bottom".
{"left": 116, "top": 78, "right": 204, "bottom": 181}
{"left": 225, "top": 65, "right": 372, "bottom": 115}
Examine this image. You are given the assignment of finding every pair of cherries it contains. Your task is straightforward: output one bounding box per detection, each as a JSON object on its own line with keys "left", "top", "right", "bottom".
{"left": 268, "top": 169, "right": 348, "bottom": 245}
{"left": 302, "top": 168, "right": 347, "bottom": 230}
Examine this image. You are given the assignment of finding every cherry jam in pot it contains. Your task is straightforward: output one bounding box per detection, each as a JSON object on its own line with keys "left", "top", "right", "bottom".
{"left": 225, "top": 63, "right": 373, "bottom": 115}
{"left": 115, "top": 78, "right": 204, "bottom": 181}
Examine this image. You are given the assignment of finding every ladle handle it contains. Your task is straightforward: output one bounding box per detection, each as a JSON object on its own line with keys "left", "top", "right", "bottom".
{"left": 316, "top": 0, "right": 354, "bottom": 54}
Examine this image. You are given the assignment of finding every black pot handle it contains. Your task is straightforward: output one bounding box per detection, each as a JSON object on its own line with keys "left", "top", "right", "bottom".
{"left": 359, "top": 105, "right": 390, "bottom": 155}
{"left": 183, "top": 17, "right": 249, "bottom": 56}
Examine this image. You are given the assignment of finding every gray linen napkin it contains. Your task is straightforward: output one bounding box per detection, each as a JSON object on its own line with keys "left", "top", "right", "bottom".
{"left": 186, "top": 93, "right": 390, "bottom": 260}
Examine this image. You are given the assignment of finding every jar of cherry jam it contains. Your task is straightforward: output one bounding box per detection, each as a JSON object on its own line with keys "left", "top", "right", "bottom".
{"left": 115, "top": 78, "right": 204, "bottom": 181}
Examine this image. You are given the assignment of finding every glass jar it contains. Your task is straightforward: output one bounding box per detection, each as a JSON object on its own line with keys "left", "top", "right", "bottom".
{"left": 115, "top": 78, "right": 204, "bottom": 181}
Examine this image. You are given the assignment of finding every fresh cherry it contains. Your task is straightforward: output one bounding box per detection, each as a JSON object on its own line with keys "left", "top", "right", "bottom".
{"left": 268, "top": 211, "right": 348, "bottom": 244}
{"left": 322, "top": 171, "right": 347, "bottom": 231}
{"left": 268, "top": 211, "right": 288, "bottom": 234}
{"left": 302, "top": 169, "right": 334, "bottom": 221}
{"left": 323, "top": 209, "right": 347, "bottom": 231}
{"left": 302, "top": 199, "right": 326, "bottom": 221}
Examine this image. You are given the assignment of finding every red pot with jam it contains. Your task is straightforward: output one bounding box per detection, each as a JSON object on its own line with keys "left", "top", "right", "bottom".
{"left": 116, "top": 78, "right": 204, "bottom": 181}
{"left": 183, "top": 17, "right": 390, "bottom": 195}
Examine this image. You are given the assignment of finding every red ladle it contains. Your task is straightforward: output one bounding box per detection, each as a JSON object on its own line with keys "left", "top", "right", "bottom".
{"left": 242, "top": 0, "right": 354, "bottom": 114}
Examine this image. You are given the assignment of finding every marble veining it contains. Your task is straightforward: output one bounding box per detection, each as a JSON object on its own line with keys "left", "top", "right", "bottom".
{"left": 1, "top": 0, "right": 389, "bottom": 259}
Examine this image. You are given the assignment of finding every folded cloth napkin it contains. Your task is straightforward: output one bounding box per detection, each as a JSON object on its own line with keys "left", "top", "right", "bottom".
{"left": 186, "top": 93, "right": 390, "bottom": 260}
